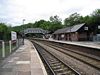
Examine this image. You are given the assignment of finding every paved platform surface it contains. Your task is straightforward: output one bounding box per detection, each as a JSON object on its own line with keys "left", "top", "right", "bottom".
{"left": 0, "top": 40, "right": 47, "bottom": 75}
{"left": 48, "top": 39, "right": 100, "bottom": 49}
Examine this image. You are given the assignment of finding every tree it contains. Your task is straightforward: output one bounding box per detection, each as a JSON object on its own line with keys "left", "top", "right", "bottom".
{"left": 64, "top": 13, "right": 83, "bottom": 27}
{"left": 91, "top": 9, "right": 100, "bottom": 25}
{"left": 0, "top": 23, "right": 10, "bottom": 40}
{"left": 40, "top": 21, "right": 51, "bottom": 30}
{"left": 0, "top": 23, "right": 8, "bottom": 32}
{"left": 82, "top": 15, "right": 93, "bottom": 25}
{"left": 49, "top": 15, "right": 63, "bottom": 31}
{"left": 50, "top": 15, "right": 62, "bottom": 23}
{"left": 82, "top": 9, "right": 100, "bottom": 25}
{"left": 34, "top": 20, "right": 46, "bottom": 28}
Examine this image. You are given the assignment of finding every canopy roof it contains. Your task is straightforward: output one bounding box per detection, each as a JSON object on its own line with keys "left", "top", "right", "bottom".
{"left": 53, "top": 23, "right": 85, "bottom": 34}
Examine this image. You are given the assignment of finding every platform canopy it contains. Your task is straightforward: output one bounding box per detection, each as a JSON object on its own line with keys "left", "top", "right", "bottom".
{"left": 24, "top": 28, "right": 49, "bottom": 34}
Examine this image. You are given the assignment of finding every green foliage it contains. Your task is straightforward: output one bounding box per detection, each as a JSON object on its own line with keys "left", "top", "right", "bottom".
{"left": 50, "top": 15, "right": 62, "bottom": 23}
{"left": 33, "top": 20, "right": 46, "bottom": 28}
{"left": 11, "top": 15, "right": 63, "bottom": 32}
{"left": 64, "top": 13, "right": 83, "bottom": 27}
{"left": 64, "top": 9, "right": 100, "bottom": 27}
{"left": 91, "top": 9, "right": 100, "bottom": 24}
{"left": 0, "top": 9, "right": 99, "bottom": 41}
{"left": 82, "top": 16, "right": 93, "bottom": 25}
{"left": 0, "top": 23, "right": 8, "bottom": 32}
{"left": 0, "top": 23, "right": 11, "bottom": 40}
{"left": 40, "top": 21, "right": 51, "bottom": 30}
{"left": 49, "top": 15, "right": 63, "bottom": 31}
{"left": 2, "top": 9, "right": 99, "bottom": 37}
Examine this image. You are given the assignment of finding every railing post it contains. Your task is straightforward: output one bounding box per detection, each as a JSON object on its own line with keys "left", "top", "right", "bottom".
{"left": 2, "top": 41, "right": 5, "bottom": 58}
{"left": 16, "top": 39, "right": 18, "bottom": 48}
{"left": 9, "top": 41, "right": 12, "bottom": 53}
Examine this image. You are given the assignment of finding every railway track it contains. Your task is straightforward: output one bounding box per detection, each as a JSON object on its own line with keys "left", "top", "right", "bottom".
{"left": 31, "top": 40, "right": 100, "bottom": 75}
{"left": 33, "top": 42, "right": 80, "bottom": 75}
{"left": 39, "top": 41, "right": 100, "bottom": 71}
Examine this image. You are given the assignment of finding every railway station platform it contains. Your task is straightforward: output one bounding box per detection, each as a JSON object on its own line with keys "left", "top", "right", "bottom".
{"left": 0, "top": 39, "right": 47, "bottom": 75}
{"left": 48, "top": 39, "right": 100, "bottom": 49}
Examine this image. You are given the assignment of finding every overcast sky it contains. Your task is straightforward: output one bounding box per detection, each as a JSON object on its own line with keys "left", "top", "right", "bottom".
{"left": 0, "top": 0, "right": 100, "bottom": 26}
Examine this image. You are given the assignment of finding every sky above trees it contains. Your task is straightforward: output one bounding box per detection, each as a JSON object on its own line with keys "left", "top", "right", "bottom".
{"left": 0, "top": 0, "right": 100, "bottom": 26}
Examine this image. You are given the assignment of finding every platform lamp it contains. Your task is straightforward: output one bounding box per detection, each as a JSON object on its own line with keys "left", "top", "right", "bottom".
{"left": 22, "top": 19, "right": 25, "bottom": 45}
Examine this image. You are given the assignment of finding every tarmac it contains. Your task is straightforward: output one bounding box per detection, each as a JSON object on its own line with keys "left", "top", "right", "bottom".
{"left": 48, "top": 39, "right": 100, "bottom": 49}
{"left": 0, "top": 39, "right": 47, "bottom": 75}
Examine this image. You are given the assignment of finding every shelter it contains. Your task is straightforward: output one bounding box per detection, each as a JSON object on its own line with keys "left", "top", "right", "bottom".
{"left": 53, "top": 23, "right": 90, "bottom": 41}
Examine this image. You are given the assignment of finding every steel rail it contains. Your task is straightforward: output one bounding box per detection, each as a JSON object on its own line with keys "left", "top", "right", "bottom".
{"left": 33, "top": 41, "right": 81, "bottom": 75}
{"left": 40, "top": 41, "right": 100, "bottom": 71}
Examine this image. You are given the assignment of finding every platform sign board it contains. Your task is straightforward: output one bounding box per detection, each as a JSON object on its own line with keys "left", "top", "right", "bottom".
{"left": 84, "top": 27, "right": 88, "bottom": 30}
{"left": 11, "top": 31, "right": 17, "bottom": 40}
{"left": 98, "top": 25, "right": 100, "bottom": 29}
{"left": 61, "top": 34, "right": 64, "bottom": 38}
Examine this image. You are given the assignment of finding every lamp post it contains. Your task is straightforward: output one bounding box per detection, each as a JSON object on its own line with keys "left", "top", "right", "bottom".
{"left": 22, "top": 19, "right": 25, "bottom": 45}
{"left": 23, "top": 19, "right": 25, "bottom": 25}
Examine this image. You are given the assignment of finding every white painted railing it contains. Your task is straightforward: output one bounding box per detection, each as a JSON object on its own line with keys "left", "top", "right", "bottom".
{"left": 0, "top": 39, "right": 23, "bottom": 59}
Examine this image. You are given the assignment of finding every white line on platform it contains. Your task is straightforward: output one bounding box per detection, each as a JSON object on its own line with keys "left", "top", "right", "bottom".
{"left": 16, "top": 61, "right": 30, "bottom": 64}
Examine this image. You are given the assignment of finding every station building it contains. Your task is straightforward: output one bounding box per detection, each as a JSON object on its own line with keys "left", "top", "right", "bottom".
{"left": 53, "top": 23, "right": 100, "bottom": 41}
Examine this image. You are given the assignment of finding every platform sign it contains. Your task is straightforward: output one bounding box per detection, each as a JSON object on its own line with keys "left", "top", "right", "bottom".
{"left": 84, "top": 27, "right": 88, "bottom": 30}
{"left": 98, "top": 25, "right": 100, "bottom": 29}
{"left": 61, "top": 34, "right": 64, "bottom": 38}
{"left": 11, "top": 31, "right": 17, "bottom": 40}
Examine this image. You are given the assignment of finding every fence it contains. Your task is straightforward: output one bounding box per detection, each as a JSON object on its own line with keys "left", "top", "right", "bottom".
{"left": 0, "top": 39, "right": 23, "bottom": 60}
{"left": 93, "top": 35, "right": 100, "bottom": 41}
{"left": 0, "top": 41, "right": 2, "bottom": 59}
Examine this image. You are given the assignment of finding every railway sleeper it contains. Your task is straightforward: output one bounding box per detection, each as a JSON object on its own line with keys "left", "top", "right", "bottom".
{"left": 33, "top": 41, "right": 81, "bottom": 75}
{"left": 54, "top": 68, "right": 73, "bottom": 75}
{"left": 50, "top": 63, "right": 62, "bottom": 66}
{"left": 54, "top": 68, "right": 68, "bottom": 72}
{"left": 52, "top": 65, "right": 63, "bottom": 69}
{"left": 49, "top": 61, "right": 60, "bottom": 64}
{"left": 46, "top": 43, "right": 100, "bottom": 70}
{"left": 48, "top": 59, "right": 58, "bottom": 61}
{"left": 52, "top": 65, "right": 67, "bottom": 69}
{"left": 57, "top": 72, "right": 76, "bottom": 75}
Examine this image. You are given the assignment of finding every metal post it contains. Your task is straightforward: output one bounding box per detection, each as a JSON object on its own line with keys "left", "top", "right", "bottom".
{"left": 9, "top": 41, "right": 12, "bottom": 53}
{"left": 16, "top": 39, "right": 18, "bottom": 48}
{"left": 2, "top": 41, "right": 5, "bottom": 58}
{"left": 22, "top": 19, "right": 25, "bottom": 45}
{"left": 70, "top": 26, "right": 72, "bottom": 41}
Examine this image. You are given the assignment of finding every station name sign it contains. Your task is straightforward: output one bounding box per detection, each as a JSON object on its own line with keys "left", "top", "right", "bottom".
{"left": 11, "top": 31, "right": 17, "bottom": 40}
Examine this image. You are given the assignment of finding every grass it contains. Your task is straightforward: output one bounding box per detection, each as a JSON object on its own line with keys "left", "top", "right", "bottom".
{"left": 0, "top": 40, "right": 23, "bottom": 58}
{"left": 0, "top": 40, "right": 23, "bottom": 63}
{"left": 0, "top": 44, "right": 2, "bottom": 59}
{"left": 0, "top": 42, "right": 17, "bottom": 59}
{"left": 11, "top": 43, "right": 17, "bottom": 51}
